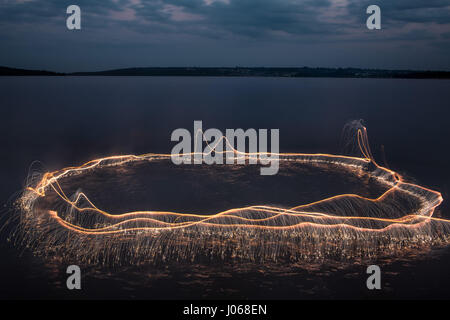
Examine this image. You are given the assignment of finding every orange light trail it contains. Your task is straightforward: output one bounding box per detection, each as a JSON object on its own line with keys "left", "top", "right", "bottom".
{"left": 11, "top": 124, "right": 450, "bottom": 265}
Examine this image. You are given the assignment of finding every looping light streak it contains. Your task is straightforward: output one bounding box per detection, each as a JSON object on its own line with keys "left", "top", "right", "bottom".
{"left": 11, "top": 125, "right": 450, "bottom": 264}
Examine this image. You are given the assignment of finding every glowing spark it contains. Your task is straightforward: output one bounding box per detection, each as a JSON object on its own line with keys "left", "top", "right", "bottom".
{"left": 9, "top": 123, "right": 449, "bottom": 265}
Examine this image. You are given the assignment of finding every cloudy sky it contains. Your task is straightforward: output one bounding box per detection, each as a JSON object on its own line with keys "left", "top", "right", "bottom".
{"left": 0, "top": 0, "right": 449, "bottom": 72}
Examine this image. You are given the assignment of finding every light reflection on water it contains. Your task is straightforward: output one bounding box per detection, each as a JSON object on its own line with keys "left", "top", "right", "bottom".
{"left": 16, "top": 158, "right": 449, "bottom": 299}
{"left": 31, "top": 244, "right": 448, "bottom": 299}
{"left": 1, "top": 77, "right": 450, "bottom": 298}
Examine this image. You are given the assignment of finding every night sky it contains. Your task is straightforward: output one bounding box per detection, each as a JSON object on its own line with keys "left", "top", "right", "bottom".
{"left": 0, "top": 0, "right": 449, "bottom": 72}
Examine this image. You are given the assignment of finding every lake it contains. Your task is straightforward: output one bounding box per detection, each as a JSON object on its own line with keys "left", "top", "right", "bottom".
{"left": 0, "top": 76, "right": 449, "bottom": 299}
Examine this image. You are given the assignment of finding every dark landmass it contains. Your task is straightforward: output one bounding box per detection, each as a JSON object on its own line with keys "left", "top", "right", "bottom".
{"left": 0, "top": 66, "right": 64, "bottom": 76}
{"left": 1, "top": 66, "right": 450, "bottom": 79}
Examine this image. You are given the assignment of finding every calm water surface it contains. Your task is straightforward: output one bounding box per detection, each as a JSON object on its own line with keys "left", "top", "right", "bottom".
{"left": 0, "top": 77, "right": 449, "bottom": 299}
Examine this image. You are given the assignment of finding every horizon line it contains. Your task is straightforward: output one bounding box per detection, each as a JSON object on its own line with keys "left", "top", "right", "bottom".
{"left": 1, "top": 65, "right": 449, "bottom": 79}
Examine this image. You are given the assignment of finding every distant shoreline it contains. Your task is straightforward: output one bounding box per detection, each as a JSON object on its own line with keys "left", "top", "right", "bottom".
{"left": 1, "top": 66, "right": 449, "bottom": 79}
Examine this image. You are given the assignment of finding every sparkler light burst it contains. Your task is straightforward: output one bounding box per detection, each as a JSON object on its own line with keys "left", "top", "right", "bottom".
{"left": 10, "top": 122, "right": 450, "bottom": 265}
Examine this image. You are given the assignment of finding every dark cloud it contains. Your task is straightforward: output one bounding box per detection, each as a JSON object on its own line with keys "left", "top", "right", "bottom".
{"left": 347, "top": 0, "right": 450, "bottom": 24}
{"left": 0, "top": 0, "right": 448, "bottom": 71}
{"left": 130, "top": 0, "right": 346, "bottom": 39}
{"left": 0, "top": 0, "right": 121, "bottom": 22}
